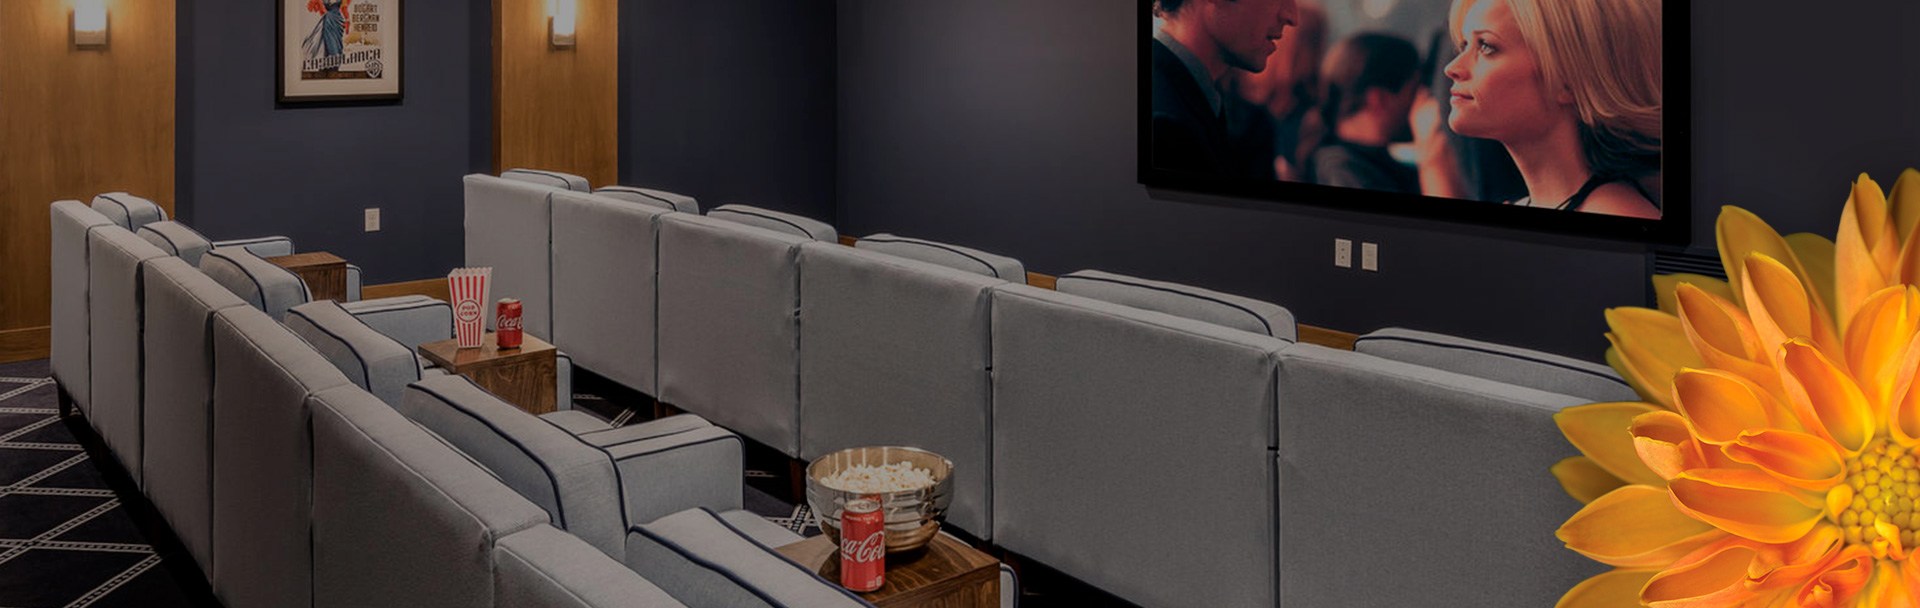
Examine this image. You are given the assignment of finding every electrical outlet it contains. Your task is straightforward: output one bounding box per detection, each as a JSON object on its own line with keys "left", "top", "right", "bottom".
{"left": 1334, "top": 238, "right": 1353, "bottom": 268}
{"left": 1361, "top": 242, "right": 1379, "bottom": 272}
{"left": 364, "top": 208, "right": 381, "bottom": 232}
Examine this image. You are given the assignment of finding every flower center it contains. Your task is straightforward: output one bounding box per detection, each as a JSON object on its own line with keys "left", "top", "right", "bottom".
{"left": 1836, "top": 438, "right": 1920, "bottom": 550}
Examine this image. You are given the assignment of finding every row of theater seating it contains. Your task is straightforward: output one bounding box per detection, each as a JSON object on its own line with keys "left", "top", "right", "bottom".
{"left": 470, "top": 169, "right": 1642, "bottom": 607}
{"left": 50, "top": 194, "right": 1014, "bottom": 607}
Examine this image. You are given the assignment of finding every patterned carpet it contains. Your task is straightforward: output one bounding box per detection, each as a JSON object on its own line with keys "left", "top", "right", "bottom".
{"left": 0, "top": 359, "right": 810, "bottom": 608}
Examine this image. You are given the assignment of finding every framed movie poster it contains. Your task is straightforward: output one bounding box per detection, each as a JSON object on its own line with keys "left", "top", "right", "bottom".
{"left": 278, "top": 0, "right": 403, "bottom": 103}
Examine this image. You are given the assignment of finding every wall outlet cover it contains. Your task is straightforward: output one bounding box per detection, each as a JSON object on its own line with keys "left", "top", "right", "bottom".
{"left": 1334, "top": 238, "right": 1353, "bottom": 268}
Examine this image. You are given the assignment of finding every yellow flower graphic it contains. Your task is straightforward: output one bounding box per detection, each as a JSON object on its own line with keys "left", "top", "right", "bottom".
{"left": 1558, "top": 171, "right": 1920, "bottom": 607}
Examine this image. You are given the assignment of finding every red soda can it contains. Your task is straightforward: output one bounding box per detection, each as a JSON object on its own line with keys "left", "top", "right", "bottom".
{"left": 839, "top": 498, "right": 885, "bottom": 592}
{"left": 496, "top": 298, "right": 523, "bottom": 348}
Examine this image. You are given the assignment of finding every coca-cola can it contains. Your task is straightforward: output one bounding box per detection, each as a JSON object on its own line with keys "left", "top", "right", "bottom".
{"left": 496, "top": 298, "right": 523, "bottom": 349}
{"left": 839, "top": 498, "right": 885, "bottom": 592}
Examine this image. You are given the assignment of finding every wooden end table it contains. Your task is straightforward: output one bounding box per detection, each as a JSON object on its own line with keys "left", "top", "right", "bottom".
{"left": 776, "top": 533, "right": 999, "bottom": 608}
{"left": 266, "top": 252, "right": 349, "bottom": 302}
{"left": 417, "top": 332, "right": 558, "bottom": 414}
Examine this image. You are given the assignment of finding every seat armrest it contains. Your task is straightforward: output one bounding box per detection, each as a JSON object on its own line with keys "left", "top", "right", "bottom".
{"left": 603, "top": 426, "right": 744, "bottom": 524}
{"left": 343, "top": 296, "right": 453, "bottom": 350}
{"left": 346, "top": 264, "right": 362, "bottom": 302}
{"left": 577, "top": 415, "right": 710, "bottom": 448}
{"left": 213, "top": 235, "right": 295, "bottom": 258}
{"left": 556, "top": 351, "right": 573, "bottom": 411}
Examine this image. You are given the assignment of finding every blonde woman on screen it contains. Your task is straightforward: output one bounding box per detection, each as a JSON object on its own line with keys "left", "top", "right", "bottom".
{"left": 1443, "top": 0, "right": 1663, "bottom": 218}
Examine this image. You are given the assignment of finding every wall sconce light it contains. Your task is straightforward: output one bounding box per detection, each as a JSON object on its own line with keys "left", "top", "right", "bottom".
{"left": 548, "top": 0, "right": 577, "bottom": 48}
{"left": 74, "top": 0, "right": 109, "bottom": 48}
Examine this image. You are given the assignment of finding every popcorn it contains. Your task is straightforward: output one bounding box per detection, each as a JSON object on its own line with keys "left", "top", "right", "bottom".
{"left": 819, "top": 462, "right": 936, "bottom": 494}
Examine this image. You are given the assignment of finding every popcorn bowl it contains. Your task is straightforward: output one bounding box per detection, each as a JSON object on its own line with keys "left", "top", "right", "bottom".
{"left": 805, "top": 446, "right": 954, "bottom": 554}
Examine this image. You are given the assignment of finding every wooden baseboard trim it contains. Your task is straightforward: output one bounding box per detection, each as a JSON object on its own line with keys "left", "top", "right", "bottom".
{"left": 0, "top": 326, "right": 52, "bottom": 364}
{"left": 361, "top": 278, "right": 451, "bottom": 303}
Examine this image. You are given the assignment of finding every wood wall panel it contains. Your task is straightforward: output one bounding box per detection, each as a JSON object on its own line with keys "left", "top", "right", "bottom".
{"left": 493, "top": 0, "right": 618, "bottom": 186}
{"left": 0, "top": 0, "right": 175, "bottom": 345}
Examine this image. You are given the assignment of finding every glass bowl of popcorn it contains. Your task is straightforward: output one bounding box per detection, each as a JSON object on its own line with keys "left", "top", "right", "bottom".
{"left": 805, "top": 446, "right": 954, "bottom": 554}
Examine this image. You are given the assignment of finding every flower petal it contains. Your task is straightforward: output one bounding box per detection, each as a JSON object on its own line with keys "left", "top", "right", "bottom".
{"left": 1608, "top": 346, "right": 1669, "bottom": 409}
{"left": 1863, "top": 559, "right": 1915, "bottom": 608}
{"left": 1654, "top": 274, "right": 1737, "bottom": 316}
{"left": 1642, "top": 541, "right": 1762, "bottom": 607}
{"left": 1552, "top": 456, "right": 1628, "bottom": 505}
{"left": 1719, "top": 206, "right": 1810, "bottom": 310}
{"left": 1838, "top": 175, "right": 1900, "bottom": 333}
{"left": 1557, "top": 402, "right": 1666, "bottom": 487}
{"left": 1787, "top": 232, "right": 1840, "bottom": 317}
{"left": 1844, "top": 286, "right": 1920, "bottom": 419}
{"left": 1609, "top": 307, "right": 1705, "bottom": 409}
{"left": 1890, "top": 167, "right": 1920, "bottom": 243}
{"left": 1790, "top": 545, "right": 1874, "bottom": 608}
{"left": 1744, "top": 252, "right": 1844, "bottom": 370}
{"left": 1889, "top": 331, "right": 1920, "bottom": 446}
{"left": 1722, "top": 430, "right": 1846, "bottom": 492}
{"left": 1747, "top": 523, "right": 1845, "bottom": 592}
{"left": 1554, "top": 569, "right": 1659, "bottom": 608}
{"left": 1669, "top": 469, "right": 1824, "bottom": 544}
{"left": 1779, "top": 340, "right": 1877, "bottom": 455}
{"left": 1672, "top": 368, "right": 1782, "bottom": 444}
{"left": 1558, "top": 484, "right": 1725, "bottom": 568}
{"left": 1632, "top": 410, "right": 1707, "bottom": 481}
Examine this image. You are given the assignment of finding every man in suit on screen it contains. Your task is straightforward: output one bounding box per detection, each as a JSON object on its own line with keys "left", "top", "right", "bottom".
{"left": 1151, "top": 0, "right": 1301, "bottom": 176}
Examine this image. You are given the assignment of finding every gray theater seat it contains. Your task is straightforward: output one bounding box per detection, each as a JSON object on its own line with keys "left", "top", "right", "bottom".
{"left": 796, "top": 241, "right": 1002, "bottom": 539}
{"left": 91, "top": 192, "right": 167, "bottom": 230}
{"left": 656, "top": 212, "right": 810, "bottom": 456}
{"left": 1055, "top": 269, "right": 1297, "bottom": 341}
{"left": 855, "top": 234, "right": 1025, "bottom": 283}
{"left": 991, "top": 284, "right": 1286, "bottom": 608}
{"left": 137, "top": 220, "right": 214, "bottom": 266}
{"left": 594, "top": 185, "right": 700, "bottom": 214}
{"left": 625, "top": 508, "right": 867, "bottom": 608}
{"left": 50, "top": 201, "right": 114, "bottom": 415}
{"left": 199, "top": 247, "right": 311, "bottom": 320}
{"left": 308, "top": 385, "right": 549, "bottom": 608}
{"left": 140, "top": 257, "right": 249, "bottom": 573}
{"left": 551, "top": 190, "right": 670, "bottom": 396}
{"left": 208, "top": 305, "right": 352, "bottom": 608}
{"left": 1353, "top": 327, "right": 1637, "bottom": 403}
{"left": 494, "top": 524, "right": 689, "bottom": 608}
{"left": 1276, "top": 344, "right": 1599, "bottom": 607}
{"left": 86, "top": 226, "right": 170, "bottom": 482}
{"left": 707, "top": 204, "right": 838, "bottom": 242}
{"left": 504, "top": 167, "right": 593, "bottom": 192}
{"left": 465, "top": 173, "right": 560, "bottom": 338}
{"left": 285, "top": 300, "right": 426, "bottom": 406}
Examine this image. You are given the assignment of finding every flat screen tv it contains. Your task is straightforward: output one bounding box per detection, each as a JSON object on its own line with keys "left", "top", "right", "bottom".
{"left": 1140, "top": 0, "right": 1688, "bottom": 242}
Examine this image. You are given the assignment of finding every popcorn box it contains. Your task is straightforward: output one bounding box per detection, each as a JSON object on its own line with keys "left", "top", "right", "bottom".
{"left": 448, "top": 267, "right": 492, "bottom": 348}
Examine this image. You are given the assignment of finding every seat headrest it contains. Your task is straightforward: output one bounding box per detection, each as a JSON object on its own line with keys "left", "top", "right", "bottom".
{"left": 91, "top": 193, "right": 168, "bottom": 230}
{"left": 594, "top": 186, "right": 700, "bottom": 214}
{"left": 855, "top": 234, "right": 1026, "bottom": 283}
{"left": 502, "top": 168, "right": 591, "bottom": 192}
{"left": 137, "top": 221, "right": 214, "bottom": 266}
{"left": 707, "top": 204, "right": 838, "bottom": 242}
{"left": 1054, "top": 270, "right": 1295, "bottom": 340}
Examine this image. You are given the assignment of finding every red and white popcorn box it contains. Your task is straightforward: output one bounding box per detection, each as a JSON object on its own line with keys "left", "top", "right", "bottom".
{"left": 447, "top": 267, "right": 492, "bottom": 348}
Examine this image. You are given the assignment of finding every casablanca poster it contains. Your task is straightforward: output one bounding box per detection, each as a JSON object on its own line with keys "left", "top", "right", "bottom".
{"left": 279, "top": 0, "right": 403, "bottom": 102}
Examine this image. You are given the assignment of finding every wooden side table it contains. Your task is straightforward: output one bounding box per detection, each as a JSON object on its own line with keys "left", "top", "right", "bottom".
{"left": 776, "top": 533, "right": 999, "bottom": 608}
{"left": 417, "top": 332, "right": 558, "bottom": 414}
{"left": 266, "top": 252, "right": 349, "bottom": 302}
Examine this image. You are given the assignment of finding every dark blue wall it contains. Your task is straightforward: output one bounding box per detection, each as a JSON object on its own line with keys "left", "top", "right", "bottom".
{"left": 177, "top": 0, "right": 488, "bottom": 284}
{"left": 833, "top": 0, "right": 1917, "bottom": 359}
{"left": 619, "top": 0, "right": 838, "bottom": 222}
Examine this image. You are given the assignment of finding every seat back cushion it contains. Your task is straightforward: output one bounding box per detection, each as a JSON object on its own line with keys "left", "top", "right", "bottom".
{"left": 311, "top": 385, "right": 548, "bottom": 608}
{"left": 855, "top": 234, "right": 1026, "bottom": 283}
{"left": 551, "top": 190, "right": 668, "bottom": 395}
{"left": 503, "top": 168, "right": 592, "bottom": 192}
{"left": 340, "top": 295, "right": 454, "bottom": 350}
{"left": 51, "top": 201, "right": 114, "bottom": 411}
{"left": 1277, "top": 344, "right": 1598, "bottom": 607}
{"left": 1054, "top": 270, "right": 1297, "bottom": 341}
{"left": 626, "top": 508, "right": 870, "bottom": 608}
{"left": 494, "top": 524, "right": 688, "bottom": 608}
{"left": 398, "top": 375, "right": 628, "bottom": 559}
{"left": 706, "top": 204, "right": 838, "bottom": 243}
{"left": 990, "top": 284, "right": 1286, "bottom": 608}
{"left": 655, "top": 213, "right": 808, "bottom": 456}
{"left": 796, "top": 242, "right": 999, "bottom": 538}
{"left": 91, "top": 192, "right": 167, "bottom": 230}
{"left": 141, "top": 257, "right": 248, "bottom": 573}
{"left": 594, "top": 185, "right": 700, "bottom": 214}
{"left": 199, "top": 247, "right": 310, "bottom": 320}
{"left": 465, "top": 174, "right": 556, "bottom": 338}
{"left": 85, "top": 226, "right": 170, "bottom": 481}
{"left": 285, "top": 300, "right": 424, "bottom": 406}
{"left": 208, "top": 305, "right": 352, "bottom": 608}
{"left": 1353, "top": 328, "right": 1637, "bottom": 403}
{"left": 137, "top": 220, "right": 215, "bottom": 266}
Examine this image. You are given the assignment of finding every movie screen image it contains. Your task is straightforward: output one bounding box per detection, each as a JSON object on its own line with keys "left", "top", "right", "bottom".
{"left": 1145, "top": 0, "right": 1669, "bottom": 223}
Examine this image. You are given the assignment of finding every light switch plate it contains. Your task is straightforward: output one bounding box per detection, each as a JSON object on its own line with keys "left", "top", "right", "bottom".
{"left": 1361, "top": 242, "right": 1379, "bottom": 272}
{"left": 364, "top": 208, "right": 381, "bottom": 232}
